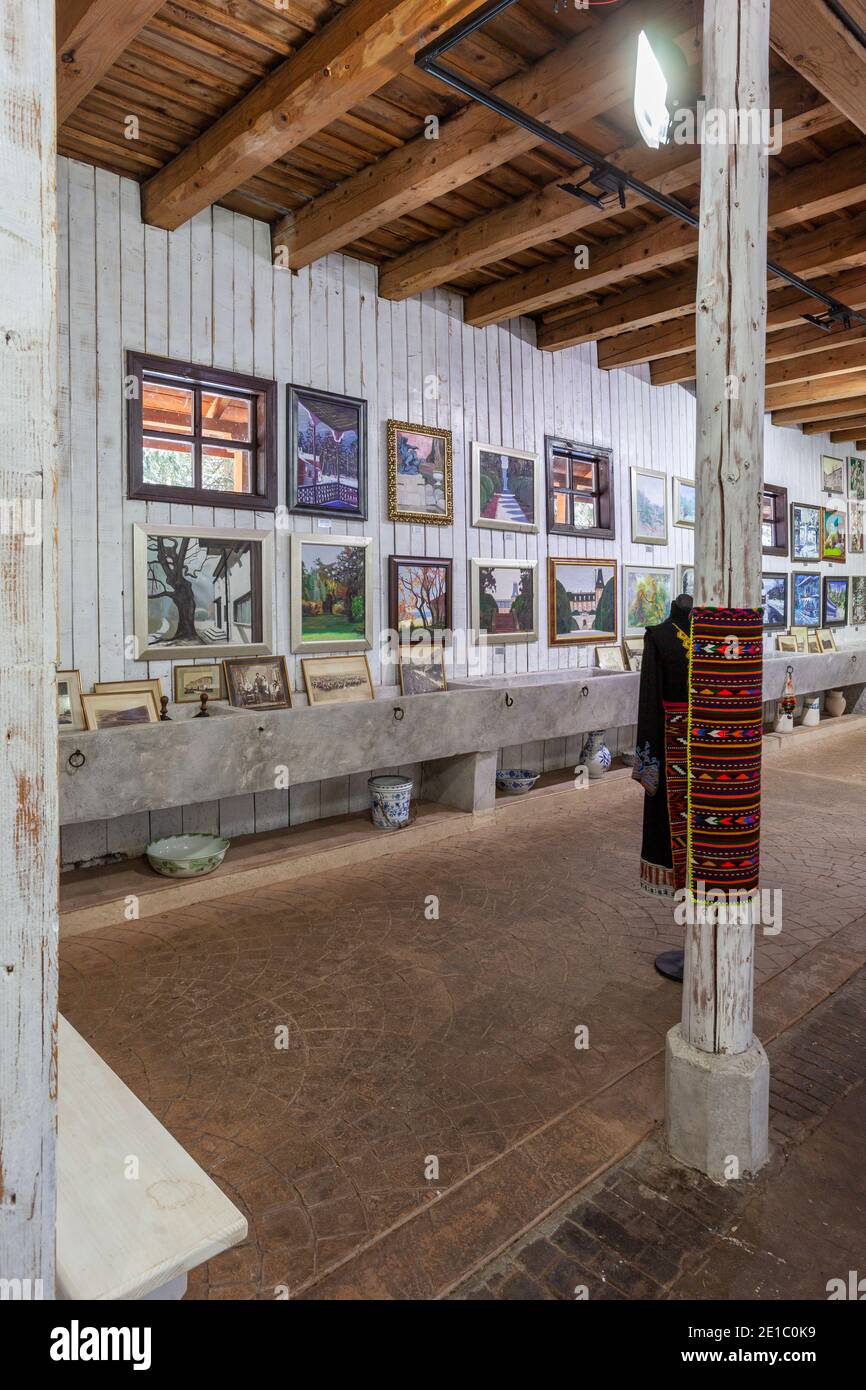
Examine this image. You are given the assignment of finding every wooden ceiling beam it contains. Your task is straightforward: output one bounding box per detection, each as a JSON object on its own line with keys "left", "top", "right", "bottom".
{"left": 56, "top": 0, "right": 166, "bottom": 123}
{"left": 767, "top": 372, "right": 866, "bottom": 415}
{"left": 273, "top": 0, "right": 698, "bottom": 271}
{"left": 772, "top": 395, "right": 866, "bottom": 427}
{"left": 140, "top": 0, "right": 488, "bottom": 231}
{"left": 652, "top": 323, "right": 866, "bottom": 387}
{"left": 800, "top": 413, "right": 866, "bottom": 436}
{"left": 770, "top": 0, "right": 866, "bottom": 137}
{"left": 765, "top": 339, "right": 866, "bottom": 389}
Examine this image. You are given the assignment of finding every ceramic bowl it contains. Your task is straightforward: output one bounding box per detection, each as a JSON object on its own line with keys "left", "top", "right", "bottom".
{"left": 146, "top": 833, "right": 230, "bottom": 878}
{"left": 496, "top": 768, "right": 540, "bottom": 795}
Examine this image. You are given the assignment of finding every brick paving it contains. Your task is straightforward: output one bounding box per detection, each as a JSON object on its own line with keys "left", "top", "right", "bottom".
{"left": 459, "top": 968, "right": 866, "bottom": 1301}
{"left": 58, "top": 722, "right": 866, "bottom": 1299}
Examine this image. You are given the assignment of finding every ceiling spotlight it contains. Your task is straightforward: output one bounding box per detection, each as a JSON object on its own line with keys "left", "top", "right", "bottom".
{"left": 634, "top": 28, "right": 688, "bottom": 149}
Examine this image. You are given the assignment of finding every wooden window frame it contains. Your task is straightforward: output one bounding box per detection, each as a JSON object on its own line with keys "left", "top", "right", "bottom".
{"left": 126, "top": 351, "right": 278, "bottom": 510}
{"left": 762, "top": 482, "right": 789, "bottom": 557}
{"left": 545, "top": 436, "right": 615, "bottom": 540}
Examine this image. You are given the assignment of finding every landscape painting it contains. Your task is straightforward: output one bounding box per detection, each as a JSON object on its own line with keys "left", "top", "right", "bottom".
{"left": 471, "top": 560, "right": 537, "bottom": 645}
{"left": 471, "top": 442, "right": 538, "bottom": 532}
{"left": 631, "top": 467, "right": 668, "bottom": 544}
{"left": 548, "top": 558, "right": 617, "bottom": 646}
{"left": 673, "top": 476, "right": 695, "bottom": 527}
{"left": 791, "top": 501, "right": 821, "bottom": 561}
{"left": 288, "top": 385, "right": 366, "bottom": 519}
{"left": 792, "top": 571, "right": 821, "bottom": 628}
{"left": 387, "top": 420, "right": 452, "bottom": 524}
{"left": 389, "top": 556, "right": 452, "bottom": 639}
{"left": 624, "top": 566, "right": 674, "bottom": 637}
{"left": 761, "top": 572, "right": 787, "bottom": 629}
{"left": 291, "top": 534, "right": 372, "bottom": 653}
{"left": 133, "top": 524, "right": 273, "bottom": 661}
{"left": 823, "top": 575, "right": 849, "bottom": 626}
{"left": 822, "top": 507, "right": 847, "bottom": 562}
{"left": 82, "top": 690, "right": 160, "bottom": 732}
{"left": 677, "top": 564, "right": 695, "bottom": 598}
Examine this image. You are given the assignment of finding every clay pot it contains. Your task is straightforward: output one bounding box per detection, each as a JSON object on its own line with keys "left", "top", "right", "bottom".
{"left": 824, "top": 689, "right": 846, "bottom": 718}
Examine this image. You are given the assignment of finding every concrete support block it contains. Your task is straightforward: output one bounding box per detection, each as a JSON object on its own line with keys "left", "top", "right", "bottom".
{"left": 421, "top": 750, "right": 498, "bottom": 814}
{"left": 665, "top": 1024, "right": 769, "bottom": 1183}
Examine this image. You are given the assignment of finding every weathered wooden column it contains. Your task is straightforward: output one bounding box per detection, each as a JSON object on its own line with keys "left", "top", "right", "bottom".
{"left": 665, "top": 0, "right": 770, "bottom": 1180}
{"left": 0, "top": 0, "right": 60, "bottom": 1294}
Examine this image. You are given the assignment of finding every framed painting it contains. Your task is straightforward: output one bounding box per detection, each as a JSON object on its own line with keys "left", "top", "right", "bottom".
{"left": 817, "top": 628, "right": 837, "bottom": 653}
{"left": 822, "top": 455, "right": 845, "bottom": 495}
{"left": 849, "top": 500, "right": 864, "bottom": 555}
{"left": 791, "top": 571, "right": 821, "bottom": 629}
{"left": 852, "top": 575, "right": 866, "bottom": 625}
{"left": 791, "top": 501, "right": 821, "bottom": 561}
{"left": 94, "top": 677, "right": 164, "bottom": 700}
{"left": 471, "top": 442, "right": 539, "bottom": 532}
{"left": 595, "top": 644, "right": 626, "bottom": 671}
{"left": 761, "top": 572, "right": 787, "bottom": 629}
{"left": 623, "top": 566, "right": 674, "bottom": 637}
{"left": 291, "top": 534, "right": 373, "bottom": 654}
{"left": 677, "top": 563, "right": 695, "bottom": 599}
{"left": 398, "top": 643, "right": 448, "bottom": 695}
{"left": 630, "top": 467, "right": 668, "bottom": 544}
{"left": 223, "top": 655, "right": 292, "bottom": 709}
{"left": 471, "top": 559, "right": 538, "bottom": 645}
{"left": 388, "top": 556, "right": 452, "bottom": 640}
{"left": 547, "top": 558, "right": 617, "bottom": 646}
{"left": 807, "top": 630, "right": 821, "bottom": 653}
{"left": 387, "top": 420, "right": 452, "bottom": 525}
{"left": 82, "top": 689, "right": 160, "bottom": 731}
{"left": 822, "top": 507, "right": 847, "bottom": 562}
{"left": 302, "top": 654, "right": 374, "bottom": 706}
{"left": 849, "top": 455, "right": 865, "bottom": 501}
{"left": 173, "top": 663, "right": 226, "bottom": 703}
{"left": 673, "top": 475, "right": 695, "bottom": 527}
{"left": 287, "top": 384, "right": 366, "bottom": 520}
{"left": 57, "top": 670, "right": 84, "bottom": 731}
{"left": 624, "top": 637, "right": 645, "bottom": 672}
{"left": 776, "top": 635, "right": 799, "bottom": 653}
{"left": 822, "top": 574, "right": 849, "bottom": 627}
{"left": 789, "top": 625, "right": 808, "bottom": 652}
{"left": 133, "top": 524, "right": 273, "bottom": 662}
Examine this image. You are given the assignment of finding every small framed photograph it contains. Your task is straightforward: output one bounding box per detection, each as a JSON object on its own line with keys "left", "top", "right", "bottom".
{"left": 776, "top": 635, "right": 799, "bottom": 652}
{"left": 387, "top": 419, "right": 452, "bottom": 525}
{"left": 595, "top": 644, "right": 626, "bottom": 671}
{"left": 630, "top": 466, "right": 668, "bottom": 545}
{"left": 93, "top": 677, "right": 164, "bottom": 700}
{"left": 790, "top": 501, "right": 822, "bottom": 562}
{"left": 817, "top": 628, "right": 837, "bottom": 653}
{"left": 173, "top": 663, "right": 226, "bottom": 703}
{"left": 849, "top": 455, "right": 865, "bottom": 501}
{"left": 302, "top": 654, "right": 375, "bottom": 706}
{"left": 789, "top": 624, "right": 808, "bottom": 653}
{"left": 822, "top": 507, "right": 847, "bottom": 562}
{"left": 624, "top": 637, "right": 645, "bottom": 672}
{"left": 82, "top": 689, "right": 160, "bottom": 731}
{"left": 807, "top": 630, "right": 821, "bottom": 653}
{"left": 398, "top": 643, "right": 448, "bottom": 695}
{"left": 822, "top": 575, "right": 849, "bottom": 627}
{"left": 389, "top": 556, "right": 452, "bottom": 639}
{"left": 472, "top": 558, "right": 538, "bottom": 645}
{"left": 676, "top": 563, "right": 695, "bottom": 598}
{"left": 223, "top": 655, "right": 292, "bottom": 710}
{"left": 471, "top": 442, "right": 539, "bottom": 532}
{"left": 56, "top": 670, "right": 85, "bottom": 731}
{"left": 547, "top": 558, "right": 616, "bottom": 646}
{"left": 822, "top": 455, "right": 846, "bottom": 495}
{"left": 761, "top": 572, "right": 788, "bottom": 629}
{"left": 673, "top": 475, "right": 695, "bottom": 527}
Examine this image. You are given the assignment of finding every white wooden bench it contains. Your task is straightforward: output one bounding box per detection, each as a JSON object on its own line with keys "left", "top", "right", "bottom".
{"left": 57, "top": 1016, "right": 247, "bottom": 1300}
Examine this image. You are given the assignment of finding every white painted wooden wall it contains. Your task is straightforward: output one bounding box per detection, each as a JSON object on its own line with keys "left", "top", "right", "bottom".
{"left": 57, "top": 158, "right": 866, "bottom": 867}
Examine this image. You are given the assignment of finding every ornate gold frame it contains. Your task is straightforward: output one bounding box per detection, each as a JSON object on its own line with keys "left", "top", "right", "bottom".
{"left": 386, "top": 419, "right": 453, "bottom": 526}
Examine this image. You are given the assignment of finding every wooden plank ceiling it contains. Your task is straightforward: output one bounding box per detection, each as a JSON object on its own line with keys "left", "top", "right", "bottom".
{"left": 57, "top": 0, "right": 866, "bottom": 443}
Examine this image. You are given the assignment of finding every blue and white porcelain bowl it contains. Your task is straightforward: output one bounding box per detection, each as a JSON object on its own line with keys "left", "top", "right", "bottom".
{"left": 496, "top": 768, "right": 540, "bottom": 795}
{"left": 146, "top": 833, "right": 230, "bottom": 878}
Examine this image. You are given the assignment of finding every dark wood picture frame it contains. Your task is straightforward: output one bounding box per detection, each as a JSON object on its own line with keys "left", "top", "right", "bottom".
{"left": 760, "top": 571, "right": 788, "bottom": 629}
{"left": 222, "top": 655, "right": 292, "bottom": 710}
{"left": 790, "top": 500, "right": 821, "bottom": 562}
{"left": 388, "top": 555, "right": 453, "bottom": 638}
{"left": 544, "top": 436, "right": 615, "bottom": 540}
{"left": 762, "top": 482, "right": 788, "bottom": 557}
{"left": 287, "top": 383, "right": 367, "bottom": 520}
{"left": 822, "top": 574, "right": 850, "bottom": 627}
{"left": 126, "top": 350, "right": 278, "bottom": 510}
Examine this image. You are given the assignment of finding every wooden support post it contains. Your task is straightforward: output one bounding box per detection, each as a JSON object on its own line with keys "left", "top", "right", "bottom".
{"left": 0, "top": 0, "right": 60, "bottom": 1294}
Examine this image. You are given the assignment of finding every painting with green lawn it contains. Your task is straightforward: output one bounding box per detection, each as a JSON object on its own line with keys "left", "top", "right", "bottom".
{"left": 624, "top": 566, "right": 674, "bottom": 637}
{"left": 290, "top": 533, "right": 373, "bottom": 653}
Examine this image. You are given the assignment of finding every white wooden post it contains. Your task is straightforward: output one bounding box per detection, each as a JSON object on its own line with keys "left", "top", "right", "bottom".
{"left": 0, "top": 0, "right": 60, "bottom": 1294}
{"left": 666, "top": 0, "right": 770, "bottom": 1180}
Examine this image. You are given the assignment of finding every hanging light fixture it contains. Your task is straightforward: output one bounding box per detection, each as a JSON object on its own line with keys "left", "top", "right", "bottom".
{"left": 634, "top": 28, "right": 689, "bottom": 149}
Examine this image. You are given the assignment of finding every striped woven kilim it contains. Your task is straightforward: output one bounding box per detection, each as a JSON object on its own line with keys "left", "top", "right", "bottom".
{"left": 663, "top": 700, "right": 689, "bottom": 892}
{"left": 687, "top": 607, "right": 763, "bottom": 895}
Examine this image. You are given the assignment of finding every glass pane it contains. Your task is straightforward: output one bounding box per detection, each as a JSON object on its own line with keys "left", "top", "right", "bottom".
{"left": 572, "top": 498, "right": 597, "bottom": 529}
{"left": 202, "top": 391, "right": 253, "bottom": 442}
{"left": 552, "top": 490, "right": 570, "bottom": 526}
{"left": 762, "top": 492, "right": 775, "bottom": 523}
{"left": 202, "top": 446, "right": 252, "bottom": 493}
{"left": 551, "top": 455, "right": 570, "bottom": 490}
{"left": 762, "top": 521, "right": 774, "bottom": 548}
{"left": 142, "top": 436, "right": 194, "bottom": 488}
{"left": 570, "top": 459, "right": 595, "bottom": 490}
{"left": 142, "top": 380, "right": 193, "bottom": 435}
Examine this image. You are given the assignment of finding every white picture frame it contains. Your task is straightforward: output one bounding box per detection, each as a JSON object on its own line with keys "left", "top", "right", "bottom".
{"left": 290, "top": 532, "right": 373, "bottom": 655}
{"left": 470, "top": 441, "right": 540, "bottom": 533}
{"left": 630, "top": 466, "right": 669, "bottom": 545}
{"left": 470, "top": 557, "right": 538, "bottom": 645}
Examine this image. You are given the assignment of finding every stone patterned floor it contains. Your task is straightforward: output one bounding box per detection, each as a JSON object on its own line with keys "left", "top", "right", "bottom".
{"left": 58, "top": 722, "right": 866, "bottom": 1299}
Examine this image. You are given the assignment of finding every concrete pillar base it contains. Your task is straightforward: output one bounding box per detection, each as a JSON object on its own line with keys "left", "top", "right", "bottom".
{"left": 665, "top": 1024, "right": 770, "bottom": 1183}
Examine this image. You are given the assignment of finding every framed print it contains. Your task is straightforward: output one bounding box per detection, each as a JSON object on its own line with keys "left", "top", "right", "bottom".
{"left": 677, "top": 563, "right": 695, "bottom": 598}
{"left": 471, "top": 442, "right": 539, "bottom": 532}
{"left": 173, "top": 663, "right": 226, "bottom": 703}
{"left": 807, "top": 630, "right": 821, "bottom": 653}
{"left": 82, "top": 689, "right": 160, "bottom": 731}
{"left": 548, "top": 558, "right": 616, "bottom": 646}
{"left": 398, "top": 643, "right": 448, "bottom": 695}
{"left": 817, "top": 628, "right": 837, "bottom": 652}
{"left": 822, "top": 455, "right": 845, "bottom": 495}
{"left": 94, "top": 677, "right": 164, "bottom": 700}
{"left": 133, "top": 524, "right": 273, "bottom": 662}
{"left": 623, "top": 566, "right": 674, "bottom": 637}
{"left": 776, "top": 635, "right": 799, "bottom": 652}
{"left": 789, "top": 624, "right": 809, "bottom": 652}
{"left": 57, "top": 670, "right": 84, "bottom": 731}
{"left": 471, "top": 559, "right": 538, "bottom": 645}
{"left": 291, "top": 533, "right": 373, "bottom": 654}
{"left": 822, "top": 574, "right": 849, "bottom": 627}
{"left": 849, "top": 500, "right": 864, "bottom": 555}
{"left": 389, "top": 556, "right": 452, "bottom": 639}
{"left": 630, "top": 466, "right": 668, "bottom": 544}
{"left": 822, "top": 507, "right": 847, "bottom": 562}
{"left": 791, "top": 501, "right": 821, "bottom": 561}
{"left": 852, "top": 575, "right": 866, "bottom": 625}
{"left": 849, "top": 455, "right": 865, "bottom": 501}
{"left": 223, "top": 655, "right": 291, "bottom": 709}
{"left": 791, "top": 571, "right": 821, "bottom": 628}
{"left": 387, "top": 419, "right": 452, "bottom": 525}
{"left": 287, "top": 384, "right": 366, "bottom": 520}
{"left": 761, "top": 572, "right": 787, "bottom": 629}
{"left": 595, "top": 644, "right": 626, "bottom": 671}
{"left": 624, "top": 637, "right": 645, "bottom": 672}
{"left": 302, "top": 654, "right": 374, "bottom": 706}
{"left": 673, "top": 475, "right": 695, "bottom": 527}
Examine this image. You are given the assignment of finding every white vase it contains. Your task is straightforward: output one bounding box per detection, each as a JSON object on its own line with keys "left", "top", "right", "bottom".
{"left": 800, "top": 695, "right": 820, "bottom": 727}
{"left": 773, "top": 709, "right": 794, "bottom": 734}
{"left": 582, "top": 730, "right": 612, "bottom": 779}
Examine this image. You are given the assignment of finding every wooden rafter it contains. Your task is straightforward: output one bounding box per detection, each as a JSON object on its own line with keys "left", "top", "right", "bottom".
{"left": 770, "top": 381, "right": 866, "bottom": 424}
{"left": 771, "top": 0, "right": 866, "bottom": 136}
{"left": 56, "top": 0, "right": 166, "bottom": 124}
{"left": 652, "top": 322, "right": 866, "bottom": 387}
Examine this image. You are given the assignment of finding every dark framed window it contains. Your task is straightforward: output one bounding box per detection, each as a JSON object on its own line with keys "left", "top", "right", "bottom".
{"left": 545, "top": 436, "right": 614, "bottom": 539}
{"left": 762, "top": 482, "right": 789, "bottom": 556}
{"left": 127, "top": 351, "right": 278, "bottom": 510}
